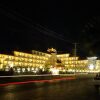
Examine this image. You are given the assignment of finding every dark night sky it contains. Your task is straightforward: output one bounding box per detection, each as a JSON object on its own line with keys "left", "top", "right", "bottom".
{"left": 0, "top": 1, "right": 100, "bottom": 59}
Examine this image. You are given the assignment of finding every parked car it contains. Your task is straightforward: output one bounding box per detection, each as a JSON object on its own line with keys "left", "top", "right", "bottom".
{"left": 94, "top": 73, "right": 100, "bottom": 80}
{"left": 93, "top": 72, "right": 100, "bottom": 91}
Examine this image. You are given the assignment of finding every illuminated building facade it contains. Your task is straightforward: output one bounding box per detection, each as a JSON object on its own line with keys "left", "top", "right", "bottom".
{"left": 0, "top": 48, "right": 99, "bottom": 74}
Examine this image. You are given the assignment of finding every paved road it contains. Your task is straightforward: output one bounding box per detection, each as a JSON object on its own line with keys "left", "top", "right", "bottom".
{"left": 0, "top": 75, "right": 100, "bottom": 100}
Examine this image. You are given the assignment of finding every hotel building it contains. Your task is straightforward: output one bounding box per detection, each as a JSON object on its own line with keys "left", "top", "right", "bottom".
{"left": 0, "top": 48, "right": 99, "bottom": 74}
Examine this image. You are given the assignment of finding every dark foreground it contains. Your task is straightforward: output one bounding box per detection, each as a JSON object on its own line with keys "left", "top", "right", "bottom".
{"left": 0, "top": 74, "right": 100, "bottom": 100}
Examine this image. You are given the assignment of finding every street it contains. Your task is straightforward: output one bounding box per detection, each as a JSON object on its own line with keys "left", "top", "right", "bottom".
{"left": 0, "top": 75, "right": 100, "bottom": 100}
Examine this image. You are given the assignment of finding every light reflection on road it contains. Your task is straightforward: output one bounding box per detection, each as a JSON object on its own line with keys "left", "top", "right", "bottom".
{"left": 0, "top": 78, "right": 100, "bottom": 100}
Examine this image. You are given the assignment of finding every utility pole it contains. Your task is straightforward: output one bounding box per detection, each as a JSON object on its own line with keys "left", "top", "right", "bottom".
{"left": 73, "top": 43, "right": 78, "bottom": 74}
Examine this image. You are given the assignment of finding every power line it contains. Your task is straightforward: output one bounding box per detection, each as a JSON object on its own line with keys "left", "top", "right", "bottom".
{"left": 0, "top": 4, "right": 73, "bottom": 45}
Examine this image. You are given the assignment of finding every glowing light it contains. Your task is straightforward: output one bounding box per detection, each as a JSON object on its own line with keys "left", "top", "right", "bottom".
{"left": 35, "top": 68, "right": 39, "bottom": 71}
{"left": 17, "top": 68, "right": 21, "bottom": 73}
{"left": 0, "top": 64, "right": 3, "bottom": 69}
{"left": 50, "top": 68, "right": 59, "bottom": 75}
{"left": 88, "top": 64, "right": 94, "bottom": 70}
{"left": 32, "top": 68, "right": 34, "bottom": 70}
{"left": 27, "top": 67, "right": 30, "bottom": 71}
{"left": 42, "top": 68, "right": 45, "bottom": 71}
{"left": 40, "top": 66, "right": 43, "bottom": 69}
{"left": 22, "top": 68, "right": 25, "bottom": 72}
{"left": 8, "top": 62, "right": 14, "bottom": 68}
{"left": 17, "top": 70, "right": 20, "bottom": 73}
{"left": 62, "top": 69, "right": 66, "bottom": 72}
{"left": 68, "top": 69, "right": 73, "bottom": 72}
{"left": 32, "top": 70, "right": 37, "bottom": 73}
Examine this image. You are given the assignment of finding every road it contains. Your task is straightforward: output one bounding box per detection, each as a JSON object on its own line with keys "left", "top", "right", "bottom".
{"left": 0, "top": 74, "right": 100, "bottom": 100}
